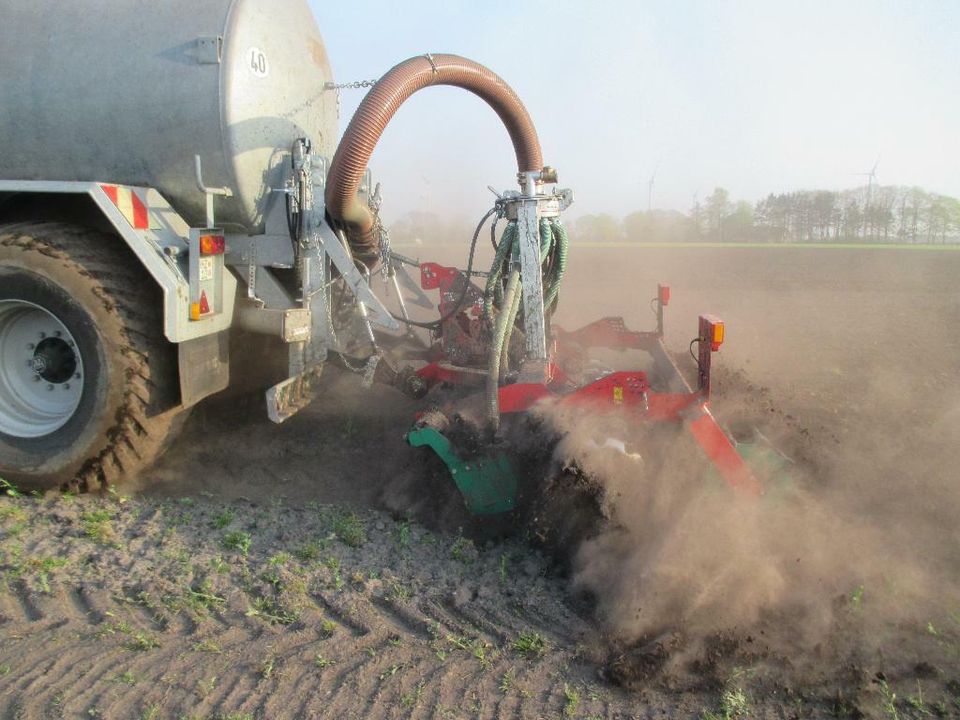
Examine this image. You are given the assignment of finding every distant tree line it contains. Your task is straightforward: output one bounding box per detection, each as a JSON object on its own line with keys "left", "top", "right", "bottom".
{"left": 569, "top": 185, "right": 960, "bottom": 244}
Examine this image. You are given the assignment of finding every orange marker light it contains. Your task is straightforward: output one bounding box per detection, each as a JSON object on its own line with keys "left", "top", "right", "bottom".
{"left": 699, "top": 314, "right": 725, "bottom": 352}
{"left": 711, "top": 321, "right": 724, "bottom": 348}
{"left": 189, "top": 291, "right": 211, "bottom": 321}
{"left": 658, "top": 284, "right": 670, "bottom": 306}
{"left": 199, "top": 234, "right": 225, "bottom": 255}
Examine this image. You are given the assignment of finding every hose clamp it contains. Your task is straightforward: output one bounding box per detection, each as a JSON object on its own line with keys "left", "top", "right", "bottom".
{"left": 502, "top": 192, "right": 565, "bottom": 221}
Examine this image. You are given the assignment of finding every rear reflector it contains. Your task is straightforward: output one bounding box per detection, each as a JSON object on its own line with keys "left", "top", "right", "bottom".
{"left": 199, "top": 234, "right": 225, "bottom": 255}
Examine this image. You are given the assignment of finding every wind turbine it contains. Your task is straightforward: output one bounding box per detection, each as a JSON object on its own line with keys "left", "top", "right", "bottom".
{"left": 647, "top": 162, "right": 660, "bottom": 212}
{"left": 855, "top": 156, "right": 880, "bottom": 208}
{"left": 854, "top": 156, "right": 880, "bottom": 239}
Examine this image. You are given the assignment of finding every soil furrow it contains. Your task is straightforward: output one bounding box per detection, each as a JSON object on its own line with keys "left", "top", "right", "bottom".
{"left": 313, "top": 591, "right": 373, "bottom": 637}
{"left": 368, "top": 594, "right": 434, "bottom": 639}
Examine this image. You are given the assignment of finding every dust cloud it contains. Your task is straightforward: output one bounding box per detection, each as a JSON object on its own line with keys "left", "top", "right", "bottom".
{"left": 550, "top": 407, "right": 937, "bottom": 651}
{"left": 532, "top": 246, "right": 960, "bottom": 688}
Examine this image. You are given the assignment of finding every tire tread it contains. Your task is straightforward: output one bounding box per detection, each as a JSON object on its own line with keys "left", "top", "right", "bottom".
{"left": 0, "top": 222, "right": 188, "bottom": 490}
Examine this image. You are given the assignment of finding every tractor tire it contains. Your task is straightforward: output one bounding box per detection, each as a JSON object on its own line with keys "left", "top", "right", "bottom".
{"left": 0, "top": 223, "right": 188, "bottom": 491}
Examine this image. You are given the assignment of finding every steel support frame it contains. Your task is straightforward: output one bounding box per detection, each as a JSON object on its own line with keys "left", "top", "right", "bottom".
{"left": 0, "top": 179, "right": 237, "bottom": 343}
{"left": 259, "top": 144, "right": 400, "bottom": 422}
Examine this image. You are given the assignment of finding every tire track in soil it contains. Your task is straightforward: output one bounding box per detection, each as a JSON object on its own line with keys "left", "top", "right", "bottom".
{"left": 313, "top": 591, "right": 373, "bottom": 637}
{"left": 94, "top": 651, "right": 180, "bottom": 720}
{"left": 419, "top": 598, "right": 499, "bottom": 646}
{"left": 0, "top": 623, "right": 101, "bottom": 704}
{"left": 0, "top": 592, "right": 17, "bottom": 626}
{"left": 245, "top": 631, "right": 332, "bottom": 716}
{"left": 65, "top": 585, "right": 105, "bottom": 624}
{"left": 397, "top": 660, "right": 449, "bottom": 720}
{"left": 351, "top": 639, "right": 443, "bottom": 719}
{"left": 368, "top": 595, "right": 434, "bottom": 640}
{"left": 9, "top": 581, "right": 42, "bottom": 622}
{"left": 312, "top": 638, "right": 396, "bottom": 716}
{"left": 441, "top": 597, "right": 510, "bottom": 644}
{"left": 459, "top": 653, "right": 514, "bottom": 719}
{"left": 399, "top": 594, "right": 577, "bottom": 718}
{"left": 32, "top": 645, "right": 132, "bottom": 718}
{"left": 411, "top": 652, "right": 464, "bottom": 720}
{"left": 411, "top": 637, "right": 510, "bottom": 719}
{"left": 0, "top": 652, "right": 64, "bottom": 718}
{"left": 358, "top": 659, "right": 433, "bottom": 720}
{"left": 332, "top": 644, "right": 418, "bottom": 716}
{"left": 0, "top": 578, "right": 558, "bottom": 720}
{"left": 260, "top": 646, "right": 330, "bottom": 720}
{"left": 206, "top": 669, "right": 260, "bottom": 719}
{"left": 0, "top": 492, "right": 720, "bottom": 719}
{"left": 329, "top": 594, "right": 393, "bottom": 640}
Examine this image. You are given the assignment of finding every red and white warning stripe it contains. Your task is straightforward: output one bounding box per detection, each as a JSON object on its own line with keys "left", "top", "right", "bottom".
{"left": 100, "top": 184, "right": 150, "bottom": 229}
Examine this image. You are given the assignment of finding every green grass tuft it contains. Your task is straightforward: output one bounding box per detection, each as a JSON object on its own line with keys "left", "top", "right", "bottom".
{"left": 512, "top": 631, "right": 546, "bottom": 658}
{"left": 332, "top": 512, "right": 367, "bottom": 547}
{"left": 222, "top": 531, "right": 252, "bottom": 556}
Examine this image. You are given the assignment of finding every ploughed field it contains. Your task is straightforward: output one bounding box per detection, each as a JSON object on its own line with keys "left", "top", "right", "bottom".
{"left": 0, "top": 246, "right": 958, "bottom": 719}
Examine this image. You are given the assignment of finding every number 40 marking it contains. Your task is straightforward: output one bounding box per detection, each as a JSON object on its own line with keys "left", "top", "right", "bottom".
{"left": 248, "top": 47, "right": 268, "bottom": 78}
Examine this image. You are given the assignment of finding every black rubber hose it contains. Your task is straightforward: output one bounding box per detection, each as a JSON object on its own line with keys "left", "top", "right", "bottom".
{"left": 391, "top": 206, "right": 496, "bottom": 330}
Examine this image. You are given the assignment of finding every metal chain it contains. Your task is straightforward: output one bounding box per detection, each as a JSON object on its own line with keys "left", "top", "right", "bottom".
{"left": 325, "top": 80, "right": 377, "bottom": 119}
{"left": 324, "top": 79, "right": 377, "bottom": 90}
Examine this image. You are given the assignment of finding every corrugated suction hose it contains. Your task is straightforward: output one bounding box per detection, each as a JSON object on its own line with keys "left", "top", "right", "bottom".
{"left": 325, "top": 53, "right": 544, "bottom": 266}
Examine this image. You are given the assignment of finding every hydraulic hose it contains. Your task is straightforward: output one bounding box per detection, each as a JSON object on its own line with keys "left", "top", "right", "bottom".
{"left": 391, "top": 206, "right": 495, "bottom": 330}
{"left": 326, "top": 54, "right": 544, "bottom": 266}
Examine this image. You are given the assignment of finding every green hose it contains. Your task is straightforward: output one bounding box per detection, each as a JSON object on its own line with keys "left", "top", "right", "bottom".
{"left": 498, "top": 274, "right": 523, "bottom": 381}
{"left": 543, "top": 218, "right": 568, "bottom": 310}
{"left": 538, "top": 217, "right": 553, "bottom": 256}
{"left": 487, "top": 268, "right": 521, "bottom": 428}
{"left": 486, "top": 219, "right": 560, "bottom": 317}
{"left": 484, "top": 222, "right": 516, "bottom": 322}
{"left": 484, "top": 217, "right": 569, "bottom": 429}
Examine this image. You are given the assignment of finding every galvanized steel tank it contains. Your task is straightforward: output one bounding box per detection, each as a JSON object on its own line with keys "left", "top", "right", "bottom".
{"left": 0, "top": 0, "right": 338, "bottom": 232}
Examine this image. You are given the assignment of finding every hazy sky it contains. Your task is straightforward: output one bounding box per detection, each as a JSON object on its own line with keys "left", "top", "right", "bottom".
{"left": 314, "top": 1, "right": 958, "bottom": 221}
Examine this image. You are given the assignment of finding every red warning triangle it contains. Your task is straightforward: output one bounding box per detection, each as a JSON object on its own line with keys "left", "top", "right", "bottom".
{"left": 198, "top": 290, "right": 210, "bottom": 314}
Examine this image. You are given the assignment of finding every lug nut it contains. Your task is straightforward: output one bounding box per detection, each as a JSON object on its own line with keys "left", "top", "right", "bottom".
{"left": 64, "top": 383, "right": 70, "bottom": 390}
{"left": 47, "top": 384, "right": 54, "bottom": 391}
{"left": 33, "top": 376, "right": 41, "bottom": 382}
{"left": 27, "top": 343, "right": 35, "bottom": 350}
{"left": 39, "top": 332, "right": 46, "bottom": 338}
{"left": 54, "top": 330, "right": 62, "bottom": 337}
{"left": 68, "top": 340, "right": 75, "bottom": 347}
{"left": 75, "top": 372, "right": 82, "bottom": 380}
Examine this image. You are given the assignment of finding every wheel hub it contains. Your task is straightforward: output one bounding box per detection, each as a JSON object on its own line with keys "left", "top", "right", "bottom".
{"left": 0, "top": 300, "right": 84, "bottom": 438}
{"left": 32, "top": 336, "right": 78, "bottom": 384}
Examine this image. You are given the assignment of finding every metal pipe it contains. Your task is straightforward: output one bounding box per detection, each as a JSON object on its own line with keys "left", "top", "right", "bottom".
{"left": 390, "top": 268, "right": 411, "bottom": 326}
{"left": 194, "top": 154, "right": 233, "bottom": 228}
{"left": 326, "top": 54, "right": 544, "bottom": 266}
